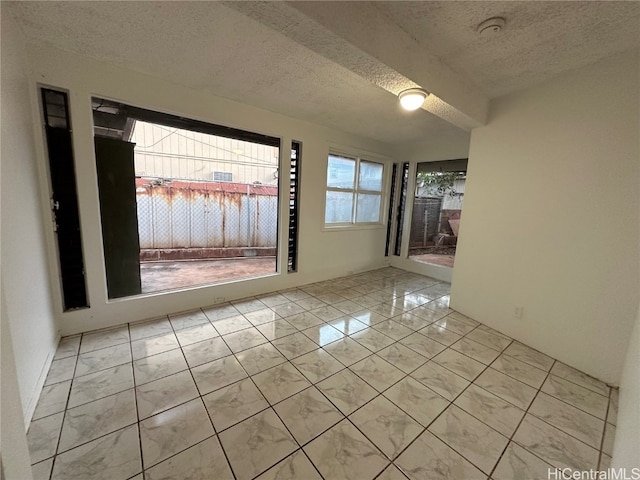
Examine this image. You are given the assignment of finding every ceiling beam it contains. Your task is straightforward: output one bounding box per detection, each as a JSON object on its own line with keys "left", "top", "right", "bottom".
{"left": 225, "top": 1, "right": 488, "bottom": 130}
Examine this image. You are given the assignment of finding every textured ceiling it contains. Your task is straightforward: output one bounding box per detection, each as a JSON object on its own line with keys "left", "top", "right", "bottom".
{"left": 6, "top": 1, "right": 639, "bottom": 147}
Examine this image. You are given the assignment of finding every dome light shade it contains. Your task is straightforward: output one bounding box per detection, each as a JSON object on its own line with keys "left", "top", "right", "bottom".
{"left": 399, "top": 88, "right": 428, "bottom": 111}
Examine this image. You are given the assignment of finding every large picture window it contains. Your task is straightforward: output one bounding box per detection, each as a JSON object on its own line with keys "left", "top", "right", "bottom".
{"left": 325, "top": 154, "right": 384, "bottom": 225}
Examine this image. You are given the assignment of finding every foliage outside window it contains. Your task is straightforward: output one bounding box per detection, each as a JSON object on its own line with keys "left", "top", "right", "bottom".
{"left": 416, "top": 171, "right": 465, "bottom": 197}
{"left": 325, "top": 154, "right": 384, "bottom": 225}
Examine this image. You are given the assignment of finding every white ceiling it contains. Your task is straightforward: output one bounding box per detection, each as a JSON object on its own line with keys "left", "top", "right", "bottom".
{"left": 6, "top": 1, "right": 640, "bottom": 147}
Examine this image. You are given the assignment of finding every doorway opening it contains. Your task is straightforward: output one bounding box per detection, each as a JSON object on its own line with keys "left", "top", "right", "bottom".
{"left": 408, "top": 159, "right": 467, "bottom": 268}
{"left": 92, "top": 98, "right": 280, "bottom": 298}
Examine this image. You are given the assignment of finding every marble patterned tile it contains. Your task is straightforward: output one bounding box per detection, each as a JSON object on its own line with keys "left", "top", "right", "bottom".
{"left": 54, "top": 336, "right": 81, "bottom": 360}
{"left": 377, "top": 464, "right": 410, "bottom": 480}
{"left": 273, "top": 302, "right": 306, "bottom": 318}
{"left": 350, "top": 328, "right": 396, "bottom": 352}
{"left": 257, "top": 318, "right": 298, "bottom": 340}
{"left": 80, "top": 326, "right": 130, "bottom": 354}
{"left": 349, "top": 355, "right": 405, "bottom": 392}
{"left": 131, "top": 333, "right": 179, "bottom": 361}
{"left": 411, "top": 361, "right": 470, "bottom": 401}
{"left": 135, "top": 370, "right": 199, "bottom": 419}
{"left": 252, "top": 362, "right": 311, "bottom": 404}
{"left": 236, "top": 342, "right": 287, "bottom": 375}
{"left": 75, "top": 342, "right": 132, "bottom": 377}
{"left": 450, "top": 338, "right": 501, "bottom": 365}
{"left": 295, "top": 296, "right": 329, "bottom": 311}
{"left": 302, "top": 323, "right": 345, "bottom": 346}
{"left": 304, "top": 420, "right": 388, "bottom": 480}
{"left": 203, "top": 377, "right": 269, "bottom": 431}
{"left": 453, "top": 384, "right": 525, "bottom": 437}
{"left": 255, "top": 449, "right": 322, "bottom": 480}
{"left": 465, "top": 327, "right": 512, "bottom": 351}
{"left": 50, "top": 425, "right": 141, "bottom": 480}
{"left": 223, "top": 327, "right": 268, "bottom": 353}
{"left": 513, "top": 414, "right": 599, "bottom": 471}
{"left": 58, "top": 389, "right": 137, "bottom": 453}
{"left": 129, "top": 317, "right": 172, "bottom": 341}
{"left": 68, "top": 363, "right": 134, "bottom": 408}
{"left": 529, "top": 392, "right": 604, "bottom": 448}
{"left": 550, "top": 362, "right": 609, "bottom": 396}
{"left": 316, "top": 291, "right": 351, "bottom": 303}
{"left": 232, "top": 297, "right": 268, "bottom": 314}
{"left": 181, "top": 336, "right": 232, "bottom": 368}
{"left": 600, "top": 453, "right": 612, "bottom": 471}
{"left": 257, "top": 292, "right": 290, "bottom": 307}
{"left": 174, "top": 323, "right": 218, "bottom": 347}
{"left": 271, "top": 331, "right": 318, "bottom": 359}
{"left": 399, "top": 332, "right": 447, "bottom": 359}
{"left": 323, "top": 337, "right": 372, "bottom": 366}
{"left": 492, "top": 442, "right": 553, "bottom": 480}
{"left": 32, "top": 380, "right": 71, "bottom": 420}
{"left": 391, "top": 312, "right": 430, "bottom": 331}
{"left": 373, "top": 319, "right": 414, "bottom": 341}
{"left": 541, "top": 375, "right": 609, "bottom": 419}
{"left": 608, "top": 388, "right": 618, "bottom": 425}
{"left": 210, "top": 314, "right": 253, "bottom": 335}
{"left": 132, "top": 348, "right": 188, "bottom": 385}
{"left": 370, "top": 303, "right": 407, "bottom": 318}
{"left": 353, "top": 295, "right": 385, "bottom": 309}
{"left": 490, "top": 353, "right": 548, "bottom": 388}
{"left": 326, "top": 316, "right": 369, "bottom": 334}
{"left": 333, "top": 300, "right": 367, "bottom": 315}
{"left": 316, "top": 369, "right": 377, "bottom": 415}
{"left": 474, "top": 368, "right": 537, "bottom": 410}
{"left": 168, "top": 309, "right": 209, "bottom": 331}
{"left": 279, "top": 288, "right": 312, "bottom": 302}
{"left": 503, "top": 342, "right": 554, "bottom": 371}
{"left": 31, "top": 458, "right": 53, "bottom": 480}
{"left": 144, "top": 435, "right": 233, "bottom": 480}
{"left": 383, "top": 376, "right": 449, "bottom": 426}
{"left": 191, "top": 355, "right": 247, "bottom": 395}
{"left": 202, "top": 303, "right": 240, "bottom": 322}
{"left": 349, "top": 395, "right": 422, "bottom": 460}
{"left": 291, "top": 348, "right": 345, "bottom": 383}
{"left": 433, "top": 316, "right": 476, "bottom": 336}
{"left": 377, "top": 343, "right": 428, "bottom": 374}
{"left": 409, "top": 304, "right": 448, "bottom": 322}
{"left": 244, "top": 308, "right": 281, "bottom": 326}
{"left": 351, "top": 310, "right": 391, "bottom": 326}
{"left": 44, "top": 356, "right": 77, "bottom": 386}
{"left": 433, "top": 348, "right": 486, "bottom": 381}
{"left": 27, "top": 412, "right": 64, "bottom": 463}
{"left": 418, "top": 324, "right": 462, "bottom": 346}
{"left": 429, "top": 405, "right": 508, "bottom": 474}
{"left": 139, "top": 398, "right": 214, "bottom": 468}
{"left": 274, "top": 386, "right": 344, "bottom": 444}
{"left": 395, "top": 430, "right": 486, "bottom": 480}
{"left": 219, "top": 408, "right": 298, "bottom": 480}
{"left": 602, "top": 423, "right": 615, "bottom": 456}
{"left": 309, "top": 305, "right": 345, "bottom": 322}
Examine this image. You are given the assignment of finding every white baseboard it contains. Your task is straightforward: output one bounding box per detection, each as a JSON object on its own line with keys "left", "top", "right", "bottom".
{"left": 23, "top": 334, "right": 59, "bottom": 429}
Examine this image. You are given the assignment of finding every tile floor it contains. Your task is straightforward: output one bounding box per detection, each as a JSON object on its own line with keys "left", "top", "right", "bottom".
{"left": 28, "top": 268, "right": 618, "bottom": 480}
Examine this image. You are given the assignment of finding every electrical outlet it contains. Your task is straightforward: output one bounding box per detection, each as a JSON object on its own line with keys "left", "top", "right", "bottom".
{"left": 514, "top": 306, "right": 523, "bottom": 319}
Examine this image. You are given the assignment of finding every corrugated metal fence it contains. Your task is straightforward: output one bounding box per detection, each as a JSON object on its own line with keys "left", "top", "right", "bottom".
{"left": 136, "top": 178, "right": 278, "bottom": 249}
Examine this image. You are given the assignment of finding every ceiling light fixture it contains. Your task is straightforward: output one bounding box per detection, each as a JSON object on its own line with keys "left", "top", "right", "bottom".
{"left": 398, "top": 88, "right": 429, "bottom": 111}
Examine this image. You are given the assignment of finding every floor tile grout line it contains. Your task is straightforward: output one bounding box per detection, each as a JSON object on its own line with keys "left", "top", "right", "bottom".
{"left": 126, "top": 322, "right": 146, "bottom": 478}
{"left": 597, "top": 386, "right": 614, "bottom": 470}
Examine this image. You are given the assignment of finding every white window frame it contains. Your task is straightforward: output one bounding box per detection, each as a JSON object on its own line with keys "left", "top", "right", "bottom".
{"left": 324, "top": 153, "right": 385, "bottom": 228}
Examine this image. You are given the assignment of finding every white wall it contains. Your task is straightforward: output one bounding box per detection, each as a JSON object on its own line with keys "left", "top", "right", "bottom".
{"left": 451, "top": 50, "right": 640, "bottom": 385}
{"left": 24, "top": 42, "right": 395, "bottom": 335}
{"left": 1, "top": 13, "right": 59, "bottom": 423}
{"left": 611, "top": 305, "right": 640, "bottom": 470}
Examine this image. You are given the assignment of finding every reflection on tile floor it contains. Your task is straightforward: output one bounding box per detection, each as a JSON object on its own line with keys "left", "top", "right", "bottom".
{"left": 28, "top": 268, "right": 617, "bottom": 480}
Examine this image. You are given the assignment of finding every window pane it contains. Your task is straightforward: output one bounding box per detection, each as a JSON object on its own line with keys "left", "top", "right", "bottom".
{"left": 325, "top": 191, "right": 354, "bottom": 223}
{"left": 358, "top": 161, "right": 383, "bottom": 192}
{"left": 356, "top": 193, "right": 381, "bottom": 223}
{"left": 327, "top": 155, "right": 355, "bottom": 189}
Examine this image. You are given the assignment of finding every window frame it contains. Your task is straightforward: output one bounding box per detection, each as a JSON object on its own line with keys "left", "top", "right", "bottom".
{"left": 324, "top": 152, "right": 386, "bottom": 228}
